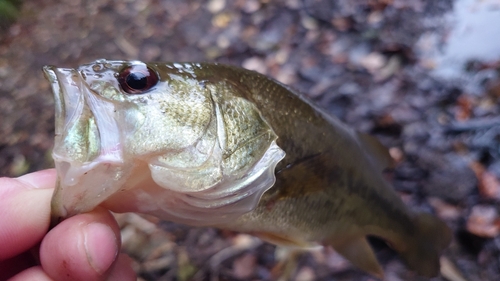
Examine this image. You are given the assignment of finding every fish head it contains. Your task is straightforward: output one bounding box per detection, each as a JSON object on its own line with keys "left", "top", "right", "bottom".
{"left": 44, "top": 59, "right": 285, "bottom": 225}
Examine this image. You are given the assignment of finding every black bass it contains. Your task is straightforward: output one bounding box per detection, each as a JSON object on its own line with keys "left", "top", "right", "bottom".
{"left": 44, "top": 59, "right": 451, "bottom": 278}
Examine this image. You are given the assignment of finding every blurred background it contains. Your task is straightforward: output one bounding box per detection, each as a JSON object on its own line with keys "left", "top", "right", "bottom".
{"left": 1, "top": 0, "right": 499, "bottom": 280}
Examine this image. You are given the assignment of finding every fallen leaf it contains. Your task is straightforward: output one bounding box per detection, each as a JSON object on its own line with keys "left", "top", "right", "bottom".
{"left": 455, "top": 95, "right": 474, "bottom": 121}
{"left": 427, "top": 197, "right": 463, "bottom": 220}
{"left": 232, "top": 253, "right": 257, "bottom": 279}
{"left": 294, "top": 266, "right": 316, "bottom": 281}
{"left": 440, "top": 256, "right": 468, "bottom": 281}
{"left": 389, "top": 147, "right": 404, "bottom": 164}
{"left": 466, "top": 205, "right": 500, "bottom": 238}
{"left": 177, "top": 247, "right": 197, "bottom": 281}
{"left": 469, "top": 161, "right": 500, "bottom": 201}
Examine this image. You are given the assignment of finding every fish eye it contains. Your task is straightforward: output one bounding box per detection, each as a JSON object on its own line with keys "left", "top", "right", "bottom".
{"left": 117, "top": 64, "right": 159, "bottom": 94}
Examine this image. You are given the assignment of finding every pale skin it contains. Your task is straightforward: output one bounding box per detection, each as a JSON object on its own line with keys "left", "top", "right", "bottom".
{"left": 0, "top": 169, "right": 136, "bottom": 281}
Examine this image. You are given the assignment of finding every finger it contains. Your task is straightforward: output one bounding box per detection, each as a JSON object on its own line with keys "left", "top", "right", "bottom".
{"left": 0, "top": 170, "right": 56, "bottom": 260}
{"left": 7, "top": 266, "right": 53, "bottom": 281}
{"left": 16, "top": 169, "right": 57, "bottom": 190}
{"left": 40, "top": 208, "right": 122, "bottom": 281}
{"left": 107, "top": 254, "right": 137, "bottom": 281}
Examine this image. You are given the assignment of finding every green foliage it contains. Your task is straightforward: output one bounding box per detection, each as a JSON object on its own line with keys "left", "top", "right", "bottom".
{"left": 0, "top": 0, "right": 21, "bottom": 21}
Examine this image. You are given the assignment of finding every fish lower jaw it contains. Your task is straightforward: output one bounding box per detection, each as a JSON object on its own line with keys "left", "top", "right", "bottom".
{"left": 53, "top": 153, "right": 123, "bottom": 186}
{"left": 51, "top": 153, "right": 131, "bottom": 219}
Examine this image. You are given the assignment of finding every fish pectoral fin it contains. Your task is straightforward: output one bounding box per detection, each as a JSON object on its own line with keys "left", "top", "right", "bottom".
{"left": 327, "top": 235, "right": 384, "bottom": 279}
{"left": 252, "top": 232, "right": 319, "bottom": 249}
{"left": 357, "top": 132, "right": 394, "bottom": 173}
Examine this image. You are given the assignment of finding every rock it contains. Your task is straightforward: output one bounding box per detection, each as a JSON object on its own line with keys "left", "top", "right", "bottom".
{"left": 419, "top": 151, "right": 477, "bottom": 201}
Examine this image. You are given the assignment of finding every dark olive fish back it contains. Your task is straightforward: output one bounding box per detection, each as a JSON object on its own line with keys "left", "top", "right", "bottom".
{"left": 187, "top": 63, "right": 451, "bottom": 277}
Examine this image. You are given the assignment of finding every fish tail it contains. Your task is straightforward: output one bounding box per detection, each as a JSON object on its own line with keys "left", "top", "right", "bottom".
{"left": 399, "top": 213, "right": 452, "bottom": 277}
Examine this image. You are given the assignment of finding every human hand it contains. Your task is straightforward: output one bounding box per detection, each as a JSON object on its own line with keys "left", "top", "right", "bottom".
{"left": 0, "top": 169, "right": 136, "bottom": 281}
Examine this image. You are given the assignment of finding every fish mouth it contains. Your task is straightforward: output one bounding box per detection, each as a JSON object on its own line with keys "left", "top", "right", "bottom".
{"left": 43, "top": 65, "right": 128, "bottom": 224}
{"left": 43, "top": 66, "right": 76, "bottom": 141}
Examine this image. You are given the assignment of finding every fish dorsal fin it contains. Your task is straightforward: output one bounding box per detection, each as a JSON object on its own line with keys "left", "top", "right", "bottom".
{"left": 357, "top": 132, "right": 394, "bottom": 173}
{"left": 327, "top": 235, "right": 384, "bottom": 279}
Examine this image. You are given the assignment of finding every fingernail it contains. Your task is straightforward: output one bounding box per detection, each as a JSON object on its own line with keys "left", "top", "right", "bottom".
{"left": 16, "top": 169, "right": 57, "bottom": 189}
{"left": 84, "top": 223, "right": 118, "bottom": 274}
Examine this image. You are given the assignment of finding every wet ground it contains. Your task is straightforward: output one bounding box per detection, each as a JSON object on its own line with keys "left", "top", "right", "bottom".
{"left": 1, "top": 0, "right": 499, "bottom": 280}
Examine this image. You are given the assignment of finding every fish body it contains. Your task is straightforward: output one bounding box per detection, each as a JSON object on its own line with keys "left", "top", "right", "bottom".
{"left": 44, "top": 60, "right": 451, "bottom": 278}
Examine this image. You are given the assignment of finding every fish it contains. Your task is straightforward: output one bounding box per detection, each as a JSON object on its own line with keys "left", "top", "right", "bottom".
{"left": 43, "top": 59, "right": 452, "bottom": 278}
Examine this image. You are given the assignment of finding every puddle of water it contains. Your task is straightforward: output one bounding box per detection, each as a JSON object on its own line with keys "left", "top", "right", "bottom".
{"left": 417, "top": 0, "right": 500, "bottom": 82}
